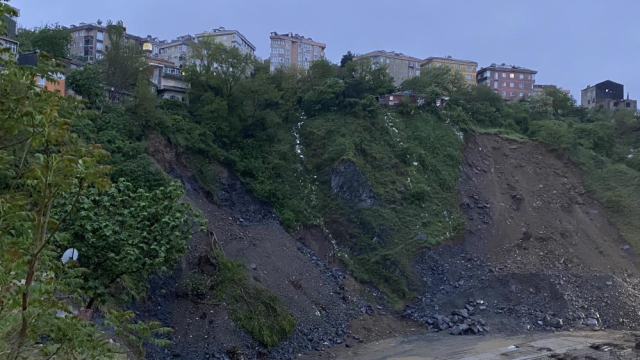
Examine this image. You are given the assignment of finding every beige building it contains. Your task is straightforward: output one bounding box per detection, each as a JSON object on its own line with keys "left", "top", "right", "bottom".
{"left": 157, "top": 35, "right": 195, "bottom": 66}
{"left": 358, "top": 50, "right": 421, "bottom": 87}
{"left": 195, "top": 27, "right": 255, "bottom": 56}
{"left": 421, "top": 56, "right": 478, "bottom": 85}
{"left": 269, "top": 32, "right": 326, "bottom": 72}
{"left": 68, "top": 22, "right": 144, "bottom": 63}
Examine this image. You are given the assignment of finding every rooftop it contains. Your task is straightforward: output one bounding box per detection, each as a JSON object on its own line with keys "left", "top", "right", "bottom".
{"left": 196, "top": 27, "right": 256, "bottom": 51}
{"left": 582, "top": 80, "right": 623, "bottom": 91}
{"left": 359, "top": 50, "right": 421, "bottom": 62}
{"left": 423, "top": 55, "right": 477, "bottom": 65}
{"left": 269, "top": 31, "right": 326, "bottom": 47}
{"left": 479, "top": 63, "right": 537, "bottom": 73}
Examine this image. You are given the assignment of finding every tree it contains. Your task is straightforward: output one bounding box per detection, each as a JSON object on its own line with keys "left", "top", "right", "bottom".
{"left": 0, "top": 44, "right": 113, "bottom": 358}
{"left": 187, "top": 36, "right": 254, "bottom": 99}
{"left": 15, "top": 24, "right": 72, "bottom": 58}
{"left": 542, "top": 86, "right": 576, "bottom": 116}
{"left": 100, "top": 21, "right": 148, "bottom": 96}
{"left": 340, "top": 57, "right": 395, "bottom": 98}
{"left": 59, "top": 180, "right": 204, "bottom": 309}
{"left": 340, "top": 51, "right": 355, "bottom": 67}
{"left": 401, "top": 66, "right": 467, "bottom": 104}
{"left": 67, "top": 65, "right": 106, "bottom": 108}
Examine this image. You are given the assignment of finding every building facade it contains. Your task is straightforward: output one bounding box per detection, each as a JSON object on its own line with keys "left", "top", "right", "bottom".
{"left": 476, "top": 63, "right": 537, "bottom": 100}
{"left": 421, "top": 56, "right": 477, "bottom": 85}
{"left": 358, "top": 50, "right": 421, "bottom": 87}
{"left": 68, "top": 22, "right": 144, "bottom": 63}
{"left": 269, "top": 32, "right": 325, "bottom": 72}
{"left": 157, "top": 35, "right": 194, "bottom": 66}
{"left": 1, "top": 6, "right": 19, "bottom": 60}
{"left": 146, "top": 57, "right": 189, "bottom": 102}
{"left": 195, "top": 27, "right": 255, "bottom": 56}
{"left": 581, "top": 80, "right": 637, "bottom": 111}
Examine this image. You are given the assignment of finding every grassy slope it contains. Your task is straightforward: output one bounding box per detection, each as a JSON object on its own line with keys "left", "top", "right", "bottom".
{"left": 571, "top": 147, "right": 640, "bottom": 250}
{"left": 302, "top": 112, "right": 464, "bottom": 303}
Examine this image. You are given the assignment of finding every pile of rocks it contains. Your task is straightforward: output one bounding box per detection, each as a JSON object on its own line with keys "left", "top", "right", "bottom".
{"left": 425, "top": 299, "right": 489, "bottom": 335}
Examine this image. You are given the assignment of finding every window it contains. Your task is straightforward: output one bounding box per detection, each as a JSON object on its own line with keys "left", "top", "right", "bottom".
{"left": 510, "top": 82, "right": 514, "bottom": 88}
{"left": 416, "top": 70, "right": 420, "bottom": 76}
{"left": 501, "top": 90, "right": 506, "bottom": 97}
{"left": 509, "top": 73, "right": 515, "bottom": 78}
{"left": 37, "top": 77, "right": 45, "bottom": 85}
{"left": 510, "top": 91, "right": 514, "bottom": 96}
{"left": 502, "top": 73, "right": 506, "bottom": 78}
{"left": 519, "top": 74, "right": 524, "bottom": 79}
{"left": 494, "top": 81, "right": 498, "bottom": 88}
{"left": 465, "top": 74, "right": 472, "bottom": 80}
{"left": 466, "top": 65, "right": 473, "bottom": 71}
{"left": 519, "top": 92, "right": 524, "bottom": 98}
{"left": 96, "top": 42, "right": 103, "bottom": 51}
{"left": 518, "top": 83, "right": 523, "bottom": 88}
{"left": 502, "top": 82, "right": 507, "bottom": 87}
{"left": 627, "top": 102, "right": 631, "bottom": 108}
{"left": 486, "top": 71, "right": 491, "bottom": 78}
{"left": 587, "top": 99, "right": 591, "bottom": 105}
{"left": 97, "top": 31, "right": 103, "bottom": 41}
{"left": 494, "top": 72, "right": 498, "bottom": 80}
{"left": 456, "top": 64, "right": 461, "bottom": 70}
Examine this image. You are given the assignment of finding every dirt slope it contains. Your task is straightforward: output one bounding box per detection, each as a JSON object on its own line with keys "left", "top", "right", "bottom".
{"left": 406, "top": 133, "right": 640, "bottom": 334}
{"left": 138, "top": 135, "right": 418, "bottom": 360}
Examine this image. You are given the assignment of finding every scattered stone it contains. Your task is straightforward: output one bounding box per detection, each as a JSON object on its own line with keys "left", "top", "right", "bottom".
{"left": 250, "top": 263, "right": 257, "bottom": 270}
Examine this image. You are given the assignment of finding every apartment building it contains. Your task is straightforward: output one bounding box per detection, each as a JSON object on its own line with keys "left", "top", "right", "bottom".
{"left": 157, "top": 35, "right": 195, "bottom": 66}
{"left": 68, "top": 22, "right": 144, "bottom": 63}
{"left": 146, "top": 57, "right": 189, "bottom": 102}
{"left": 195, "top": 27, "right": 255, "bottom": 56}
{"left": 358, "top": 50, "right": 421, "bottom": 87}
{"left": 476, "top": 63, "right": 537, "bottom": 100}
{"left": 421, "top": 56, "right": 478, "bottom": 85}
{"left": 269, "top": 32, "right": 326, "bottom": 71}
{"left": 1, "top": 6, "right": 19, "bottom": 59}
{"left": 581, "top": 80, "right": 637, "bottom": 111}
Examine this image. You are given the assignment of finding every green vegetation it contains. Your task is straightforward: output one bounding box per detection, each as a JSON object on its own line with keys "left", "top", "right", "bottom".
{"left": 16, "top": 23, "right": 72, "bottom": 58}
{"left": 0, "top": 6, "right": 199, "bottom": 357}
{"left": 213, "top": 251, "right": 296, "bottom": 347}
{"left": 182, "top": 251, "right": 296, "bottom": 347}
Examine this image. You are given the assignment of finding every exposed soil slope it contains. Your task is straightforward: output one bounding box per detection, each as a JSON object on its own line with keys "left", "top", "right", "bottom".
{"left": 138, "top": 135, "right": 417, "bottom": 359}
{"left": 407, "top": 133, "right": 640, "bottom": 334}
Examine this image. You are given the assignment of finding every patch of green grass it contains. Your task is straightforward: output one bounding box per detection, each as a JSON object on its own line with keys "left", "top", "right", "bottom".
{"left": 472, "top": 126, "right": 530, "bottom": 143}
{"left": 212, "top": 251, "right": 296, "bottom": 347}
{"left": 571, "top": 147, "right": 640, "bottom": 250}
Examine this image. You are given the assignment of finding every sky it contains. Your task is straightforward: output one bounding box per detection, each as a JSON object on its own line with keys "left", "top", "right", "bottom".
{"left": 11, "top": 0, "right": 640, "bottom": 104}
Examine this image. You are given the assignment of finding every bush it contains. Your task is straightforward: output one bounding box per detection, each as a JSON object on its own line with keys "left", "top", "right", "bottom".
{"left": 529, "top": 119, "right": 576, "bottom": 150}
{"left": 182, "top": 272, "right": 213, "bottom": 299}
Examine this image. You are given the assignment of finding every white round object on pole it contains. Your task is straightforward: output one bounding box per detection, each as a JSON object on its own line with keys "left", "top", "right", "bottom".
{"left": 61, "top": 248, "right": 79, "bottom": 264}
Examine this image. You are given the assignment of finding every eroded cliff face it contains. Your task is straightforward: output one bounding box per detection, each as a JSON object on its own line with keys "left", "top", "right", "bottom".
{"left": 406, "top": 133, "right": 640, "bottom": 336}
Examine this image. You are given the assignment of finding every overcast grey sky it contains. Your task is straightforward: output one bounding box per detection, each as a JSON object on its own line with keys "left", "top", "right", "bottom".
{"left": 11, "top": 0, "right": 640, "bottom": 103}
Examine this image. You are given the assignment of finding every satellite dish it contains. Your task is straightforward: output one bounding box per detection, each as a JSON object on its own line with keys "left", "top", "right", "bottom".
{"left": 61, "top": 248, "right": 79, "bottom": 264}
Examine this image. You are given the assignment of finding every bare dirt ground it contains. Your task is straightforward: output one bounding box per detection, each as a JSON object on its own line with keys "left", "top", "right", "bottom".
{"left": 406, "top": 133, "right": 640, "bottom": 336}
